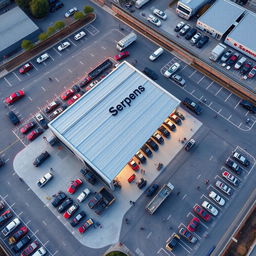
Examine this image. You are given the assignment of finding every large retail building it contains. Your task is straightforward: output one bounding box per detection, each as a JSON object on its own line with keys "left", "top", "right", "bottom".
{"left": 48, "top": 62, "right": 180, "bottom": 189}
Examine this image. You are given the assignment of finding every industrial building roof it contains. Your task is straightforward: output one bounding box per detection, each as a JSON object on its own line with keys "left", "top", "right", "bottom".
{"left": 0, "top": 6, "right": 39, "bottom": 53}
{"left": 198, "top": 0, "right": 245, "bottom": 34}
{"left": 227, "top": 11, "right": 256, "bottom": 52}
{"left": 178, "top": 0, "right": 210, "bottom": 9}
{"left": 49, "top": 62, "right": 180, "bottom": 184}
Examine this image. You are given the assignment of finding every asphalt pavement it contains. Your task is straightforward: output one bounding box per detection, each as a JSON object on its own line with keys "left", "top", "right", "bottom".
{"left": 0, "top": 1, "right": 256, "bottom": 256}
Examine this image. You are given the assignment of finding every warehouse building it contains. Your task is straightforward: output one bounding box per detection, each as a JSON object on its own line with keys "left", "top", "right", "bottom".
{"left": 196, "top": 0, "right": 245, "bottom": 40}
{"left": 48, "top": 62, "right": 180, "bottom": 189}
{"left": 0, "top": 6, "right": 40, "bottom": 60}
{"left": 225, "top": 12, "right": 256, "bottom": 60}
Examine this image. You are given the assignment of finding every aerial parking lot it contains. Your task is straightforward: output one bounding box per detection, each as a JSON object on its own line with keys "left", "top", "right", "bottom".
{"left": 0, "top": 1, "right": 256, "bottom": 256}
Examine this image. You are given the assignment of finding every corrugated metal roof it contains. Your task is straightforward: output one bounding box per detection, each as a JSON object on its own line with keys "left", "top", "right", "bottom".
{"left": 49, "top": 62, "right": 180, "bottom": 183}
{"left": 198, "top": 0, "right": 245, "bottom": 34}
{"left": 0, "top": 7, "right": 39, "bottom": 52}
{"left": 178, "top": 0, "right": 211, "bottom": 9}
{"left": 227, "top": 12, "right": 256, "bottom": 52}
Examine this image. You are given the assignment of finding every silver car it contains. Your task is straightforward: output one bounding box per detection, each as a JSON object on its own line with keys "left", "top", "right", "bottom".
{"left": 171, "top": 74, "right": 185, "bottom": 86}
{"left": 190, "top": 32, "right": 201, "bottom": 45}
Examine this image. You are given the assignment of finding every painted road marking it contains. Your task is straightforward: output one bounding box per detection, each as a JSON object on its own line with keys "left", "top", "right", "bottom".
{"left": 13, "top": 72, "right": 21, "bottom": 81}
{"left": 215, "top": 87, "right": 222, "bottom": 96}
{"left": 206, "top": 81, "right": 214, "bottom": 89}
{"left": 4, "top": 77, "right": 12, "bottom": 87}
{"left": 224, "top": 93, "right": 232, "bottom": 102}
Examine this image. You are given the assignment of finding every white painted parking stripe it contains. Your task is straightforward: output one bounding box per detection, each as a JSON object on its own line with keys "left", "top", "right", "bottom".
{"left": 28, "top": 96, "right": 33, "bottom": 101}
{"left": 197, "top": 76, "right": 205, "bottom": 84}
{"left": 228, "top": 115, "right": 232, "bottom": 120}
{"left": 182, "top": 194, "right": 187, "bottom": 200}
{"left": 26, "top": 220, "right": 31, "bottom": 225}
{"left": 225, "top": 92, "right": 232, "bottom": 102}
{"left": 4, "top": 77, "right": 12, "bottom": 87}
{"left": 67, "top": 68, "right": 73, "bottom": 73}
{"left": 55, "top": 77, "right": 60, "bottom": 82}
{"left": 67, "top": 38, "right": 77, "bottom": 47}
{"left": 32, "top": 63, "right": 38, "bottom": 71}
{"left": 189, "top": 70, "right": 197, "bottom": 78}
{"left": 215, "top": 87, "right": 222, "bottom": 96}
{"left": 167, "top": 214, "right": 172, "bottom": 220}
{"left": 13, "top": 72, "right": 21, "bottom": 81}
{"left": 245, "top": 111, "right": 249, "bottom": 116}
{"left": 234, "top": 99, "right": 241, "bottom": 109}
{"left": 53, "top": 47, "right": 61, "bottom": 56}
{"left": 101, "top": 46, "right": 106, "bottom": 50}
{"left": 80, "top": 60, "right": 84, "bottom": 65}
{"left": 206, "top": 81, "right": 213, "bottom": 89}
{"left": 49, "top": 54, "right": 54, "bottom": 61}
{"left": 157, "top": 248, "right": 171, "bottom": 255}
{"left": 3, "top": 194, "right": 8, "bottom": 199}
{"left": 146, "top": 231, "right": 152, "bottom": 239}
{"left": 52, "top": 250, "right": 59, "bottom": 255}
{"left": 178, "top": 239, "right": 192, "bottom": 253}
{"left": 90, "top": 53, "right": 95, "bottom": 57}
{"left": 41, "top": 86, "right": 46, "bottom": 92}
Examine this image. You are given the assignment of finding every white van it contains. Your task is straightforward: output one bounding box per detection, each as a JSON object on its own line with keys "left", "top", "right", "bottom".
{"left": 149, "top": 47, "right": 164, "bottom": 61}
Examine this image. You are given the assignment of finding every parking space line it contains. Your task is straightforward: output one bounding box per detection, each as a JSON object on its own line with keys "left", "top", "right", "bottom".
{"left": 197, "top": 76, "right": 205, "bottom": 84}
{"left": 49, "top": 54, "right": 54, "bottom": 61}
{"left": 146, "top": 231, "right": 152, "bottom": 239}
{"left": 189, "top": 70, "right": 197, "bottom": 78}
{"left": 157, "top": 248, "right": 171, "bottom": 255}
{"left": 28, "top": 96, "right": 33, "bottom": 101}
{"left": 67, "top": 68, "right": 73, "bottom": 73}
{"left": 182, "top": 194, "right": 187, "bottom": 200}
{"left": 67, "top": 38, "right": 77, "bottom": 47}
{"left": 178, "top": 239, "right": 192, "bottom": 253}
{"left": 41, "top": 86, "right": 46, "bottom": 92}
{"left": 18, "top": 211, "right": 23, "bottom": 216}
{"left": 234, "top": 99, "right": 241, "bottom": 109}
{"left": 215, "top": 87, "right": 222, "bottom": 96}
{"left": 224, "top": 92, "right": 232, "bottom": 102}
{"left": 206, "top": 81, "right": 213, "bottom": 90}
{"left": 4, "top": 77, "right": 12, "bottom": 87}
{"left": 101, "top": 46, "right": 106, "bottom": 50}
{"left": 80, "top": 60, "right": 84, "bottom": 65}
{"left": 43, "top": 240, "right": 49, "bottom": 246}
{"left": 227, "top": 115, "right": 232, "bottom": 120}
{"left": 55, "top": 77, "right": 60, "bottom": 82}
{"left": 52, "top": 250, "right": 59, "bottom": 255}
{"left": 13, "top": 72, "right": 21, "bottom": 81}
{"left": 53, "top": 47, "right": 62, "bottom": 56}
{"left": 32, "top": 63, "right": 38, "bottom": 71}
{"left": 245, "top": 111, "right": 249, "bottom": 116}
{"left": 25, "top": 220, "right": 31, "bottom": 225}
{"left": 218, "top": 108, "right": 222, "bottom": 113}
{"left": 12, "top": 130, "right": 27, "bottom": 147}
{"left": 3, "top": 194, "right": 8, "bottom": 199}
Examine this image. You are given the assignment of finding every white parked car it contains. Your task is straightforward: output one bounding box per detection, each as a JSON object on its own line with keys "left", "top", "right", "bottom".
{"left": 234, "top": 57, "right": 246, "bottom": 70}
{"left": 202, "top": 201, "right": 218, "bottom": 216}
{"left": 215, "top": 180, "right": 232, "bottom": 196}
{"left": 77, "top": 188, "right": 91, "bottom": 203}
{"left": 147, "top": 14, "right": 161, "bottom": 27}
{"left": 232, "top": 151, "right": 250, "bottom": 166}
{"left": 65, "top": 7, "right": 78, "bottom": 18}
{"left": 32, "top": 247, "right": 47, "bottom": 256}
{"left": 2, "top": 218, "right": 20, "bottom": 237}
{"left": 36, "top": 53, "right": 49, "bottom": 64}
{"left": 153, "top": 9, "right": 167, "bottom": 20}
{"left": 208, "top": 191, "right": 225, "bottom": 206}
{"left": 74, "top": 31, "right": 86, "bottom": 41}
{"left": 222, "top": 171, "right": 239, "bottom": 186}
{"left": 37, "top": 172, "right": 53, "bottom": 188}
{"left": 164, "top": 62, "right": 180, "bottom": 78}
{"left": 190, "top": 32, "right": 201, "bottom": 45}
{"left": 57, "top": 42, "right": 71, "bottom": 51}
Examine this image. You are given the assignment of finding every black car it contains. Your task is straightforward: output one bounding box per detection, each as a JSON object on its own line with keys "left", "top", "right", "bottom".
{"left": 158, "top": 125, "right": 170, "bottom": 138}
{"left": 143, "top": 67, "right": 158, "bottom": 80}
{"left": 72, "top": 84, "right": 80, "bottom": 92}
{"left": 51, "top": 191, "right": 67, "bottom": 207}
{"left": 13, "top": 235, "right": 31, "bottom": 253}
{"left": 184, "top": 139, "right": 195, "bottom": 151}
{"left": 33, "top": 151, "right": 50, "bottom": 167}
{"left": 88, "top": 59, "right": 112, "bottom": 79}
{"left": 146, "top": 184, "right": 159, "bottom": 197}
{"left": 70, "top": 211, "right": 86, "bottom": 227}
{"left": 182, "top": 97, "right": 202, "bottom": 115}
{"left": 241, "top": 62, "right": 252, "bottom": 75}
{"left": 0, "top": 210, "right": 12, "bottom": 225}
{"left": 0, "top": 158, "right": 5, "bottom": 167}
{"left": 141, "top": 144, "right": 152, "bottom": 157}
{"left": 58, "top": 198, "right": 73, "bottom": 213}
{"left": 135, "top": 151, "right": 146, "bottom": 164}
{"left": 225, "top": 159, "right": 243, "bottom": 175}
{"left": 80, "top": 168, "right": 97, "bottom": 185}
{"left": 146, "top": 138, "right": 159, "bottom": 151}
{"left": 88, "top": 194, "right": 103, "bottom": 209}
{"left": 137, "top": 178, "right": 147, "bottom": 189}
{"left": 50, "top": 1, "right": 64, "bottom": 12}
{"left": 152, "top": 132, "right": 164, "bottom": 144}
{"left": 185, "top": 28, "right": 197, "bottom": 40}
{"left": 196, "top": 35, "right": 209, "bottom": 48}
{"left": 239, "top": 100, "right": 256, "bottom": 113}
{"left": 8, "top": 111, "right": 20, "bottom": 125}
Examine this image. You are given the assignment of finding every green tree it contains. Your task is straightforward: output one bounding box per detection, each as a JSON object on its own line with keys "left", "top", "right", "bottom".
{"left": 21, "top": 40, "right": 34, "bottom": 50}
{"left": 16, "top": 0, "right": 32, "bottom": 12}
{"left": 47, "top": 26, "right": 56, "bottom": 36}
{"left": 38, "top": 32, "right": 48, "bottom": 41}
{"left": 83, "top": 5, "right": 94, "bottom": 14}
{"left": 54, "top": 21, "right": 65, "bottom": 30}
{"left": 30, "top": 0, "right": 49, "bottom": 18}
{"left": 74, "top": 11, "right": 85, "bottom": 20}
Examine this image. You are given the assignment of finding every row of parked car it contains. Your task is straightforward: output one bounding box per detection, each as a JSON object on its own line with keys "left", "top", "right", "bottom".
{"left": 147, "top": 8, "right": 168, "bottom": 27}
{"left": 218, "top": 49, "right": 256, "bottom": 79}
{"left": 0, "top": 202, "right": 47, "bottom": 255}
{"left": 165, "top": 150, "right": 250, "bottom": 251}
{"left": 174, "top": 21, "right": 209, "bottom": 49}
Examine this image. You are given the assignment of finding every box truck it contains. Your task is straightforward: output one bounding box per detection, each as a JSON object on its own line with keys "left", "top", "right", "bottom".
{"left": 116, "top": 32, "right": 137, "bottom": 51}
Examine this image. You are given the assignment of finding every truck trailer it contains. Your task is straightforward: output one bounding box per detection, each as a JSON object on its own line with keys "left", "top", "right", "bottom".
{"left": 145, "top": 183, "right": 174, "bottom": 214}
{"left": 135, "top": 0, "right": 151, "bottom": 8}
{"left": 209, "top": 43, "right": 227, "bottom": 62}
{"left": 116, "top": 32, "right": 137, "bottom": 51}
